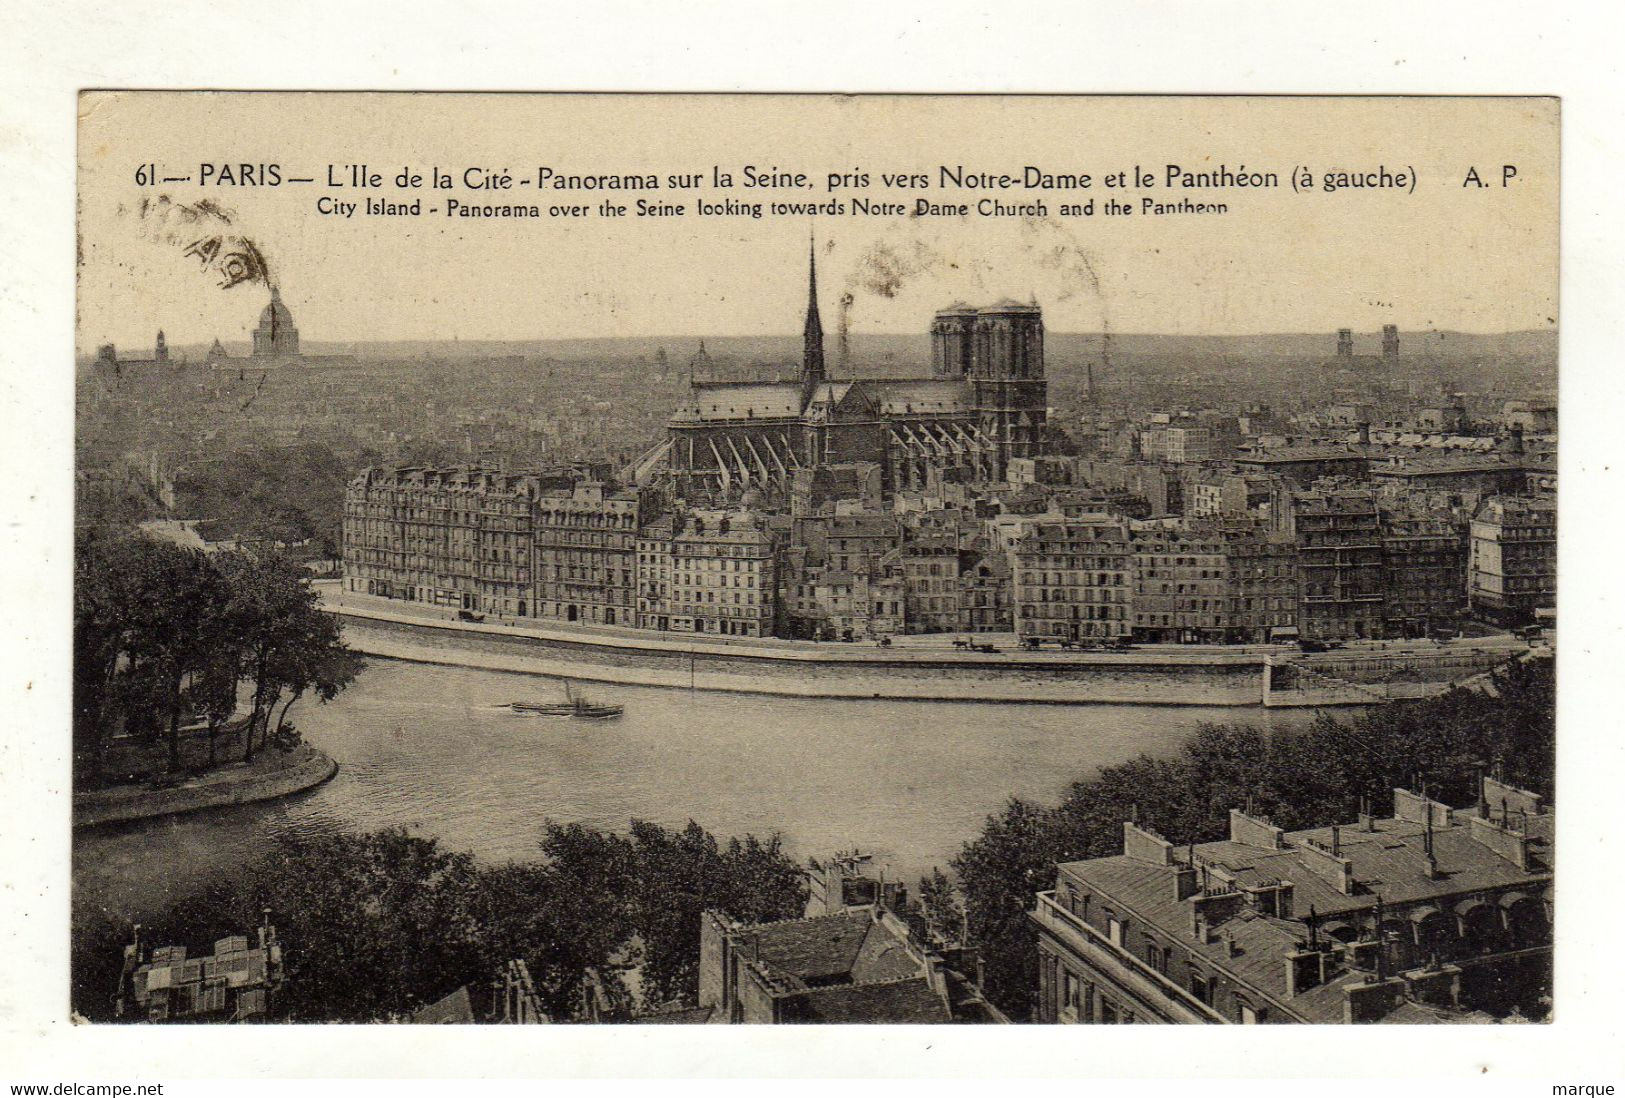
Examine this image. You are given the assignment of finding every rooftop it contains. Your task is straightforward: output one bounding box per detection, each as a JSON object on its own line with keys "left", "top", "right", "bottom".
{"left": 675, "top": 382, "right": 805, "bottom": 422}
{"left": 1237, "top": 447, "right": 1367, "bottom": 464}
{"left": 709, "top": 907, "right": 961, "bottom": 1023}
{"left": 868, "top": 379, "right": 971, "bottom": 416}
{"left": 1054, "top": 778, "right": 1552, "bottom": 1023}
{"left": 1372, "top": 455, "right": 1532, "bottom": 477}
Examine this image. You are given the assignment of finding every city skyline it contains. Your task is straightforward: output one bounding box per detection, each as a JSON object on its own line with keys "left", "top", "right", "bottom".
{"left": 76, "top": 228, "right": 1561, "bottom": 353}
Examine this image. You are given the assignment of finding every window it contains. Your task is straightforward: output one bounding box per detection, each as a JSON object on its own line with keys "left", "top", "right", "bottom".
{"left": 1108, "top": 917, "right": 1124, "bottom": 948}
{"left": 1239, "top": 1003, "right": 1260, "bottom": 1025}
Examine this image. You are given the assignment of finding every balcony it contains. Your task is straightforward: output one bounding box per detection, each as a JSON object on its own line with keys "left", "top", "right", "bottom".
{"left": 1031, "top": 891, "right": 1226, "bottom": 1024}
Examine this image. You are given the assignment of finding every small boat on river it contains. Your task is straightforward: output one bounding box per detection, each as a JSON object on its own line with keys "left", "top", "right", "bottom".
{"left": 509, "top": 679, "right": 623, "bottom": 720}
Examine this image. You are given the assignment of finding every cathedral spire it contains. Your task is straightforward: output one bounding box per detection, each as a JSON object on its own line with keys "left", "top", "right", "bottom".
{"left": 802, "top": 230, "right": 826, "bottom": 404}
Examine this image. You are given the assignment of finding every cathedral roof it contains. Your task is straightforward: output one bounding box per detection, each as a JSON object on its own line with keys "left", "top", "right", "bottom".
{"left": 680, "top": 383, "right": 805, "bottom": 422}
{"left": 866, "top": 379, "right": 970, "bottom": 416}
{"left": 809, "top": 381, "right": 854, "bottom": 402}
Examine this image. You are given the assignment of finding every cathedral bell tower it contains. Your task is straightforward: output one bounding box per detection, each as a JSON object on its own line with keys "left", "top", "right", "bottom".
{"left": 970, "top": 299, "right": 1047, "bottom": 477}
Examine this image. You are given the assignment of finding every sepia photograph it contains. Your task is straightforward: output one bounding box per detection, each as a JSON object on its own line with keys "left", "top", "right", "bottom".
{"left": 68, "top": 92, "right": 1558, "bottom": 1030}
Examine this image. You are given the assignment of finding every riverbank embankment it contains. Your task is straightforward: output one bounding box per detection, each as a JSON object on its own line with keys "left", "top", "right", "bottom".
{"left": 327, "top": 600, "right": 1269, "bottom": 706}
{"left": 73, "top": 745, "right": 338, "bottom": 829}
{"left": 321, "top": 590, "right": 1520, "bottom": 707}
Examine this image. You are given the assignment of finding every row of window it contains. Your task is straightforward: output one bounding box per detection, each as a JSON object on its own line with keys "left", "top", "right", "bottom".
{"left": 1017, "top": 571, "right": 1128, "bottom": 586}
{"left": 1021, "top": 606, "right": 1128, "bottom": 620}
{"left": 1019, "top": 589, "right": 1129, "bottom": 604}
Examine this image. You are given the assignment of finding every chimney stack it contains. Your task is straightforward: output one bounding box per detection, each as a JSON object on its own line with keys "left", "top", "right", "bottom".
{"left": 1174, "top": 862, "right": 1200, "bottom": 901}
{"left": 1229, "top": 807, "right": 1287, "bottom": 850}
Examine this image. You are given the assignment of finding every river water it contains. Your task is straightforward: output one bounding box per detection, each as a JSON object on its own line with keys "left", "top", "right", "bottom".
{"left": 74, "top": 657, "right": 1315, "bottom": 933}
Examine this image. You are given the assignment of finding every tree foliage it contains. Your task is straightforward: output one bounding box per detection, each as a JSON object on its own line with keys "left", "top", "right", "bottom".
{"left": 73, "top": 530, "right": 360, "bottom": 782}
{"left": 623, "top": 821, "right": 807, "bottom": 1008}
{"left": 170, "top": 443, "right": 367, "bottom": 559}
{"left": 73, "top": 818, "right": 807, "bottom": 1023}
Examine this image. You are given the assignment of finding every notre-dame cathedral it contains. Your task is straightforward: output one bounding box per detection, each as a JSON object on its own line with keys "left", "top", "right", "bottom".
{"left": 664, "top": 241, "right": 1047, "bottom": 503}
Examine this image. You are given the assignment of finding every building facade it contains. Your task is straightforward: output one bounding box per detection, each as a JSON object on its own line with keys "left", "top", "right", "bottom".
{"left": 634, "top": 514, "right": 677, "bottom": 631}
{"left": 1469, "top": 495, "right": 1557, "bottom": 625}
{"left": 533, "top": 480, "right": 643, "bottom": 626}
{"left": 1288, "top": 488, "right": 1387, "bottom": 641}
{"left": 1382, "top": 508, "right": 1469, "bottom": 637}
{"left": 1221, "top": 525, "right": 1300, "bottom": 643}
{"left": 1129, "top": 524, "right": 1230, "bottom": 643}
{"left": 342, "top": 465, "right": 645, "bottom": 623}
{"left": 959, "top": 551, "right": 1013, "bottom": 633}
{"left": 649, "top": 508, "right": 779, "bottom": 637}
{"left": 343, "top": 466, "right": 545, "bottom": 616}
{"left": 118, "top": 920, "right": 285, "bottom": 1022}
{"left": 900, "top": 532, "right": 964, "bottom": 634}
{"left": 1012, "top": 517, "right": 1133, "bottom": 642}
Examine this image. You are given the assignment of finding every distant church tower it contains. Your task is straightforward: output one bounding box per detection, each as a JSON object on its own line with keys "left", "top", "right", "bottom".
{"left": 801, "top": 235, "right": 826, "bottom": 408}
{"left": 253, "top": 286, "right": 300, "bottom": 357}
{"left": 154, "top": 330, "right": 169, "bottom": 362}
{"left": 1381, "top": 323, "right": 1400, "bottom": 361}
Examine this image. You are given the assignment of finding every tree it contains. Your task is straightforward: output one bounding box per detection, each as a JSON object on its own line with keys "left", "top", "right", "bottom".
{"left": 72, "top": 816, "right": 813, "bottom": 1023}
{"left": 216, "top": 550, "right": 359, "bottom": 761}
{"left": 95, "top": 538, "right": 222, "bottom": 773}
{"left": 75, "top": 532, "right": 359, "bottom": 783}
{"left": 232, "top": 829, "right": 486, "bottom": 1022}
{"left": 528, "top": 822, "right": 641, "bottom": 1017}
{"left": 622, "top": 820, "right": 806, "bottom": 1009}
{"left": 185, "top": 583, "right": 247, "bottom": 769}
{"left": 951, "top": 797, "right": 1066, "bottom": 1020}
{"left": 73, "top": 528, "right": 141, "bottom": 774}
{"left": 917, "top": 867, "right": 966, "bottom": 946}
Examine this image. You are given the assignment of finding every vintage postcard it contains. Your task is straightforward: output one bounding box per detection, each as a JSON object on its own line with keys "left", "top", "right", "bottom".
{"left": 72, "top": 93, "right": 1556, "bottom": 1028}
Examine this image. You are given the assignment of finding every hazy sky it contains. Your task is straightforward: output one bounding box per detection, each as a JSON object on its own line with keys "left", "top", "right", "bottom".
{"left": 77, "top": 94, "right": 1558, "bottom": 349}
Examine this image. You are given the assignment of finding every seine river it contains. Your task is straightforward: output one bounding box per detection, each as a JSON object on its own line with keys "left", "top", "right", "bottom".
{"left": 74, "top": 658, "right": 1315, "bottom": 933}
